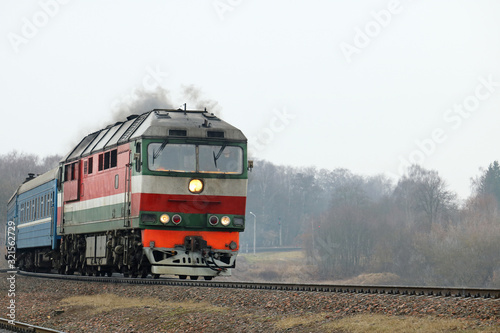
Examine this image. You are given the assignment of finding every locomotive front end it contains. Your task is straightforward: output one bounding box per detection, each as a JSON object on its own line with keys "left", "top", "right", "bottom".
{"left": 133, "top": 110, "right": 248, "bottom": 279}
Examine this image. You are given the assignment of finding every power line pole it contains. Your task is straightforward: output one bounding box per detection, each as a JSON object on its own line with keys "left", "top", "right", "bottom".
{"left": 250, "top": 212, "right": 256, "bottom": 255}
{"left": 278, "top": 217, "right": 282, "bottom": 247}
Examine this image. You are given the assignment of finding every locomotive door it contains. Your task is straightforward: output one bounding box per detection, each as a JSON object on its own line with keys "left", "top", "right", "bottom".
{"left": 63, "top": 161, "right": 81, "bottom": 202}
{"left": 61, "top": 160, "right": 81, "bottom": 233}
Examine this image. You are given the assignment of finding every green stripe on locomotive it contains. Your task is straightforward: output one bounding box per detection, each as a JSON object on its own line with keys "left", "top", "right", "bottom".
{"left": 139, "top": 211, "right": 245, "bottom": 231}
{"left": 62, "top": 202, "right": 139, "bottom": 234}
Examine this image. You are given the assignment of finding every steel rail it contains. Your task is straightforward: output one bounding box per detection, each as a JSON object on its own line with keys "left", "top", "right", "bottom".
{"left": 0, "top": 317, "right": 65, "bottom": 333}
{"left": 14, "top": 271, "right": 500, "bottom": 299}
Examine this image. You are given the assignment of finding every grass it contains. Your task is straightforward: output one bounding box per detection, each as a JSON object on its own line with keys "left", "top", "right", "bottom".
{"left": 235, "top": 250, "right": 316, "bottom": 283}
{"left": 61, "top": 294, "right": 225, "bottom": 315}
{"left": 274, "top": 313, "right": 328, "bottom": 330}
{"left": 239, "top": 250, "right": 304, "bottom": 264}
{"left": 236, "top": 250, "right": 403, "bottom": 285}
{"left": 274, "top": 313, "right": 499, "bottom": 332}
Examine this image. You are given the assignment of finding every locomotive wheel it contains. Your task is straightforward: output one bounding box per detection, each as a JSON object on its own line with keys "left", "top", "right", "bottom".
{"left": 152, "top": 274, "right": 160, "bottom": 279}
{"left": 204, "top": 276, "right": 213, "bottom": 281}
{"left": 140, "top": 268, "right": 148, "bottom": 278}
{"left": 107, "top": 271, "right": 113, "bottom": 277}
{"left": 189, "top": 276, "right": 199, "bottom": 280}
{"left": 179, "top": 275, "right": 187, "bottom": 280}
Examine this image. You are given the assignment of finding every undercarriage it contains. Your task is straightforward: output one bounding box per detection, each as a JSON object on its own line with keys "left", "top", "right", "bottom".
{"left": 15, "top": 229, "right": 236, "bottom": 280}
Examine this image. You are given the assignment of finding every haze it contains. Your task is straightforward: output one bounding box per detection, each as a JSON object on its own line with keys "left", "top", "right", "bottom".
{"left": 2, "top": 0, "right": 500, "bottom": 200}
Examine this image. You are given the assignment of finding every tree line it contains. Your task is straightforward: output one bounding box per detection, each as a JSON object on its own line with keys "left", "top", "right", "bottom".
{"left": 0, "top": 151, "right": 498, "bottom": 287}
{"left": 244, "top": 160, "right": 500, "bottom": 288}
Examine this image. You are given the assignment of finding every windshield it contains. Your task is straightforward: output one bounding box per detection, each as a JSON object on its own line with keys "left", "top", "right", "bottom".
{"left": 148, "top": 143, "right": 243, "bottom": 174}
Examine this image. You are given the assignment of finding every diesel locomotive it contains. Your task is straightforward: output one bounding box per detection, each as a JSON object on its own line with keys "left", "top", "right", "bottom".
{"left": 6, "top": 108, "right": 250, "bottom": 279}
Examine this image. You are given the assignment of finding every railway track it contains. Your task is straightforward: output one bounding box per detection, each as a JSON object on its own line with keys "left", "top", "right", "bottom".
{"left": 0, "top": 317, "right": 65, "bottom": 333}
{"left": 15, "top": 270, "right": 500, "bottom": 299}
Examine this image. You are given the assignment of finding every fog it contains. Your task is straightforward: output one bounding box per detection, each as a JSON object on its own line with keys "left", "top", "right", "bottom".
{"left": 3, "top": 1, "right": 500, "bottom": 199}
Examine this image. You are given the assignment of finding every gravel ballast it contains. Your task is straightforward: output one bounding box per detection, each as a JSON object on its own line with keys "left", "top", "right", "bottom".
{"left": 1, "top": 273, "right": 499, "bottom": 332}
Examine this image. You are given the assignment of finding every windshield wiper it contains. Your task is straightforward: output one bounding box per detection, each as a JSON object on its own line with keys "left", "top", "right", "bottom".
{"left": 212, "top": 144, "right": 227, "bottom": 168}
{"left": 153, "top": 139, "right": 168, "bottom": 163}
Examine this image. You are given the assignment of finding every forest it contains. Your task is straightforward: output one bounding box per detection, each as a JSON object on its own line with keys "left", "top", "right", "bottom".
{"left": 243, "top": 160, "right": 500, "bottom": 288}
{"left": 1, "top": 151, "right": 499, "bottom": 287}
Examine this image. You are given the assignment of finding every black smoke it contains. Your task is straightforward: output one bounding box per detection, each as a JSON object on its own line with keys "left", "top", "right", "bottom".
{"left": 111, "top": 86, "right": 174, "bottom": 122}
{"left": 181, "top": 84, "right": 223, "bottom": 117}
{"left": 110, "top": 85, "right": 223, "bottom": 123}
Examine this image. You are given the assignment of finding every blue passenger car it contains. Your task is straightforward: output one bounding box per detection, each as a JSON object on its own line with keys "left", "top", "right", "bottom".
{"left": 8, "top": 169, "right": 59, "bottom": 270}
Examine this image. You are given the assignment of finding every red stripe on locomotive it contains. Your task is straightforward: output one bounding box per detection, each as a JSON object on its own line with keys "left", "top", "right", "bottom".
{"left": 132, "top": 193, "right": 246, "bottom": 215}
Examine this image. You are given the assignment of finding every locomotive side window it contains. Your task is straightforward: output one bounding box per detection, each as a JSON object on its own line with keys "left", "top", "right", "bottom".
{"left": 98, "top": 149, "right": 118, "bottom": 171}
{"left": 135, "top": 143, "right": 142, "bottom": 172}
{"left": 111, "top": 149, "right": 117, "bottom": 168}
{"left": 104, "top": 151, "right": 110, "bottom": 169}
{"left": 64, "top": 162, "right": 78, "bottom": 181}
{"left": 88, "top": 157, "right": 93, "bottom": 174}
{"left": 98, "top": 154, "right": 104, "bottom": 171}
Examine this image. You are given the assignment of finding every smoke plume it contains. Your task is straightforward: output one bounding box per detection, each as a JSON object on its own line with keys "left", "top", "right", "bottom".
{"left": 111, "top": 86, "right": 174, "bottom": 122}
{"left": 182, "top": 84, "right": 223, "bottom": 117}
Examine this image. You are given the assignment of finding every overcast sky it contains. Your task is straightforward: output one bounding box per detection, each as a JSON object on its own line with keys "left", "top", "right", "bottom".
{"left": 2, "top": 1, "right": 500, "bottom": 200}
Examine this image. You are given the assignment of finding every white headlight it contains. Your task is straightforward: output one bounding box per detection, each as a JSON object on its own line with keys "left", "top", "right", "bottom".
{"left": 221, "top": 216, "right": 231, "bottom": 226}
{"left": 160, "top": 214, "right": 170, "bottom": 224}
{"left": 189, "top": 179, "right": 204, "bottom": 193}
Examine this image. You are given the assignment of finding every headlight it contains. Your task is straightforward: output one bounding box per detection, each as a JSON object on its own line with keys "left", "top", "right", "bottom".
{"left": 189, "top": 179, "right": 204, "bottom": 193}
{"left": 160, "top": 214, "right": 170, "bottom": 224}
{"left": 221, "top": 216, "right": 231, "bottom": 226}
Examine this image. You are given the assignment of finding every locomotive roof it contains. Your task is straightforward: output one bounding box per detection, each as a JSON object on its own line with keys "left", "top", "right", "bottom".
{"left": 63, "top": 109, "right": 246, "bottom": 163}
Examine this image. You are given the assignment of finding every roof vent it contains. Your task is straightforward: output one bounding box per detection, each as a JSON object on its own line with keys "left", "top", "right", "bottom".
{"left": 23, "top": 173, "right": 36, "bottom": 183}
{"left": 154, "top": 111, "right": 171, "bottom": 119}
{"left": 207, "top": 131, "right": 224, "bottom": 138}
{"left": 203, "top": 112, "right": 219, "bottom": 120}
{"left": 169, "top": 129, "right": 187, "bottom": 136}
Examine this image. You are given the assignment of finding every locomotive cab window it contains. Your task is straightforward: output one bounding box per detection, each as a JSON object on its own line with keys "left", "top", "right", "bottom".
{"left": 148, "top": 143, "right": 196, "bottom": 172}
{"left": 148, "top": 143, "right": 243, "bottom": 174}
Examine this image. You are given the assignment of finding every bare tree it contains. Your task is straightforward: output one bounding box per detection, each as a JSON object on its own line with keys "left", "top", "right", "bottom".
{"left": 394, "top": 165, "right": 456, "bottom": 232}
